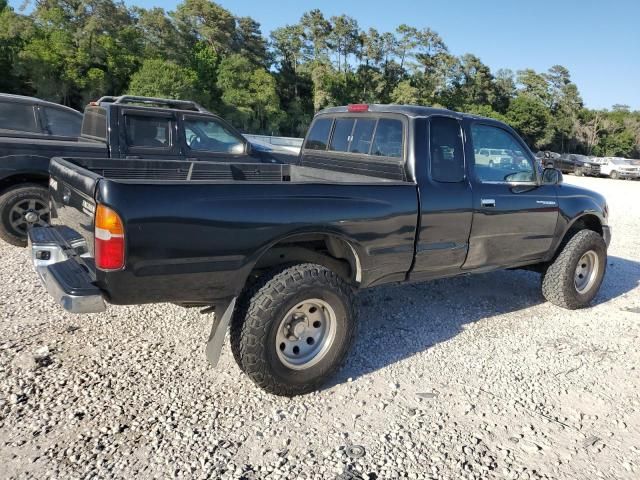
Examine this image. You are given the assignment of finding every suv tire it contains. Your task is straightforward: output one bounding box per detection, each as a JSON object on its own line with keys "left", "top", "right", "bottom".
{"left": 541, "top": 229, "right": 607, "bottom": 309}
{"left": 230, "top": 263, "right": 357, "bottom": 396}
{"left": 0, "top": 184, "right": 50, "bottom": 247}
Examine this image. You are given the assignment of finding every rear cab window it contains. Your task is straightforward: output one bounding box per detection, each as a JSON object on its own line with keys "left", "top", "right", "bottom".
{"left": 81, "top": 106, "right": 108, "bottom": 141}
{"left": 302, "top": 113, "right": 407, "bottom": 180}
{"left": 304, "top": 115, "right": 405, "bottom": 159}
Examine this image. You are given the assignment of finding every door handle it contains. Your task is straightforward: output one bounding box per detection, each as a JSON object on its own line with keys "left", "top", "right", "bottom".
{"left": 126, "top": 155, "right": 141, "bottom": 159}
{"left": 481, "top": 198, "right": 496, "bottom": 208}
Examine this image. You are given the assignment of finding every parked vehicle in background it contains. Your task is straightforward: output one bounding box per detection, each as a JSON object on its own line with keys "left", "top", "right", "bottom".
{"left": 0, "top": 95, "right": 290, "bottom": 246}
{"left": 557, "top": 153, "right": 601, "bottom": 176}
{"left": 0, "top": 93, "right": 82, "bottom": 139}
{"left": 29, "top": 104, "right": 610, "bottom": 395}
{"left": 599, "top": 157, "right": 640, "bottom": 179}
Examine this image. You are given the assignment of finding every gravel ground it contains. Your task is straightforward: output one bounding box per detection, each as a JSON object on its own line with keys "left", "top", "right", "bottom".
{"left": 1, "top": 176, "right": 639, "bottom": 480}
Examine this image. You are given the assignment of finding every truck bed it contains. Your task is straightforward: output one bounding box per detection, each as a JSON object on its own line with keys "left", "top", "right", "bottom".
{"left": 53, "top": 157, "right": 410, "bottom": 184}
{"left": 48, "top": 156, "right": 418, "bottom": 305}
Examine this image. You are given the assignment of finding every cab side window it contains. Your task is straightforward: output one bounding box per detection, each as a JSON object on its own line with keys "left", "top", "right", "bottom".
{"left": 470, "top": 124, "right": 535, "bottom": 183}
{"left": 184, "top": 118, "right": 244, "bottom": 153}
{"left": 0, "top": 101, "right": 39, "bottom": 133}
{"left": 430, "top": 117, "right": 465, "bottom": 182}
{"left": 125, "top": 115, "right": 171, "bottom": 148}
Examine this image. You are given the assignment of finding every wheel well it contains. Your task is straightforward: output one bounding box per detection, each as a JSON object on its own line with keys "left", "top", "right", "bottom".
{"left": 569, "top": 214, "right": 603, "bottom": 237}
{"left": 251, "top": 234, "right": 361, "bottom": 285}
{"left": 0, "top": 174, "right": 48, "bottom": 195}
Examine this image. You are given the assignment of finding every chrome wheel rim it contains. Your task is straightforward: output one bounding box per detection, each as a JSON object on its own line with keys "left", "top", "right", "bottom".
{"left": 275, "top": 298, "right": 337, "bottom": 370}
{"left": 574, "top": 250, "right": 599, "bottom": 294}
{"left": 9, "top": 198, "right": 49, "bottom": 233}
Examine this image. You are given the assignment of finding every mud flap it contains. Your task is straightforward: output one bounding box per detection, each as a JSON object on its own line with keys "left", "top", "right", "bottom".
{"left": 205, "top": 297, "right": 237, "bottom": 367}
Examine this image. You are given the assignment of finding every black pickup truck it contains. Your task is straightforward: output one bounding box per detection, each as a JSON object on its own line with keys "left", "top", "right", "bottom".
{"left": 28, "top": 104, "right": 611, "bottom": 396}
{"left": 0, "top": 95, "right": 289, "bottom": 246}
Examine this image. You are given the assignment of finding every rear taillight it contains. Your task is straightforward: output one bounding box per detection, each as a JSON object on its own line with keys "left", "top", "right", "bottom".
{"left": 95, "top": 204, "right": 124, "bottom": 270}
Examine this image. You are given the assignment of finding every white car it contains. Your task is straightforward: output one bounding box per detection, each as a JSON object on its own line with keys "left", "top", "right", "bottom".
{"left": 599, "top": 157, "right": 640, "bottom": 179}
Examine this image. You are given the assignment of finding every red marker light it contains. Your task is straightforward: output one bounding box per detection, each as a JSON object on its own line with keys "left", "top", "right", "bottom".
{"left": 347, "top": 104, "right": 369, "bottom": 113}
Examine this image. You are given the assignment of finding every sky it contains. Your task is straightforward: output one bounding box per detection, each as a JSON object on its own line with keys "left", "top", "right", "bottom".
{"left": 10, "top": 0, "right": 640, "bottom": 110}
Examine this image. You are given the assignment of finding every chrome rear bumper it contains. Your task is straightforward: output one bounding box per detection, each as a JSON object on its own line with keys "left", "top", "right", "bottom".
{"left": 29, "top": 227, "right": 106, "bottom": 314}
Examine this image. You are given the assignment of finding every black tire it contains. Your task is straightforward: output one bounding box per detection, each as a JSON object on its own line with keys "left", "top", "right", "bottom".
{"left": 610, "top": 170, "right": 619, "bottom": 180}
{"left": 230, "top": 263, "right": 357, "bottom": 396}
{"left": 573, "top": 167, "right": 583, "bottom": 176}
{"left": 541, "top": 230, "right": 607, "bottom": 309}
{"left": 0, "top": 184, "right": 50, "bottom": 247}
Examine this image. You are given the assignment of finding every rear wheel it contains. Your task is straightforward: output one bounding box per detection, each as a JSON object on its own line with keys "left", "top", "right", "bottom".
{"left": 610, "top": 170, "right": 619, "bottom": 180}
{"left": 0, "top": 184, "right": 50, "bottom": 247}
{"left": 230, "top": 263, "right": 357, "bottom": 396}
{"left": 541, "top": 230, "right": 607, "bottom": 309}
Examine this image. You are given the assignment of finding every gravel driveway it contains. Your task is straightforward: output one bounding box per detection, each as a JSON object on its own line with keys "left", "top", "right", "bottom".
{"left": 1, "top": 176, "right": 638, "bottom": 480}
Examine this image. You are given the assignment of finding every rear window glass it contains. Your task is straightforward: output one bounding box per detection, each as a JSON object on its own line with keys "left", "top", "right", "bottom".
{"left": 349, "top": 119, "right": 376, "bottom": 154}
{"left": 81, "top": 106, "right": 107, "bottom": 140}
{"left": 125, "top": 115, "right": 171, "bottom": 148}
{"left": 305, "top": 118, "right": 332, "bottom": 150}
{"left": 329, "top": 118, "right": 355, "bottom": 152}
{"left": 42, "top": 107, "right": 82, "bottom": 137}
{"left": 371, "top": 119, "right": 403, "bottom": 158}
{"left": 0, "top": 101, "right": 39, "bottom": 133}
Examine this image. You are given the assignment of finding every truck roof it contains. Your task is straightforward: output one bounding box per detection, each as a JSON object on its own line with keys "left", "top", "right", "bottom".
{"left": 0, "top": 93, "right": 82, "bottom": 116}
{"left": 318, "top": 104, "right": 490, "bottom": 121}
{"left": 94, "top": 95, "right": 209, "bottom": 114}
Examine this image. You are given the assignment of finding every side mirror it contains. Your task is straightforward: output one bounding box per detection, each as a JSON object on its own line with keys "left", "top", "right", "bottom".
{"left": 542, "top": 167, "right": 563, "bottom": 185}
{"left": 244, "top": 141, "right": 253, "bottom": 155}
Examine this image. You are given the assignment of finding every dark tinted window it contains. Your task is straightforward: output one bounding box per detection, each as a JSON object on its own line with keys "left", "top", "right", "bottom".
{"left": 371, "top": 119, "right": 403, "bottom": 158}
{"left": 81, "top": 106, "right": 107, "bottom": 140}
{"left": 471, "top": 124, "right": 535, "bottom": 183}
{"left": 125, "top": 115, "right": 171, "bottom": 148}
{"left": 430, "top": 117, "right": 465, "bottom": 182}
{"left": 42, "top": 107, "right": 82, "bottom": 137}
{"left": 349, "top": 119, "right": 376, "bottom": 154}
{"left": 330, "top": 118, "right": 355, "bottom": 152}
{"left": 305, "top": 118, "right": 332, "bottom": 150}
{"left": 184, "top": 118, "right": 244, "bottom": 153}
{"left": 0, "top": 101, "right": 39, "bottom": 133}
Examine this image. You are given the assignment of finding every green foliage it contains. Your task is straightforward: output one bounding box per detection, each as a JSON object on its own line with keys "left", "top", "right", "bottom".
{"left": 2, "top": 1, "right": 638, "bottom": 157}
{"left": 128, "top": 59, "right": 198, "bottom": 100}
{"left": 506, "top": 95, "right": 552, "bottom": 148}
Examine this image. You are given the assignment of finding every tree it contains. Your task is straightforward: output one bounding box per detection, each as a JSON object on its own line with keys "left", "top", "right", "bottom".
{"left": 234, "top": 16, "right": 269, "bottom": 67}
{"left": 506, "top": 95, "right": 552, "bottom": 148}
{"left": 217, "top": 54, "right": 282, "bottom": 133}
{"left": 172, "top": 0, "right": 236, "bottom": 54}
{"left": 300, "top": 9, "right": 331, "bottom": 59}
{"left": 390, "top": 80, "right": 419, "bottom": 104}
{"left": 128, "top": 59, "right": 198, "bottom": 99}
{"left": 329, "top": 15, "right": 359, "bottom": 72}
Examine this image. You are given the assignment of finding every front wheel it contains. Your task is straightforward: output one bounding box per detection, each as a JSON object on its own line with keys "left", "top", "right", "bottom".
{"left": 0, "top": 184, "right": 50, "bottom": 247}
{"left": 541, "top": 230, "right": 607, "bottom": 309}
{"left": 610, "top": 170, "right": 619, "bottom": 180}
{"left": 230, "top": 263, "right": 357, "bottom": 396}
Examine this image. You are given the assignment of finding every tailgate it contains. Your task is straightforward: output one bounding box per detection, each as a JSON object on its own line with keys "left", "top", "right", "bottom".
{"left": 49, "top": 157, "right": 101, "bottom": 255}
